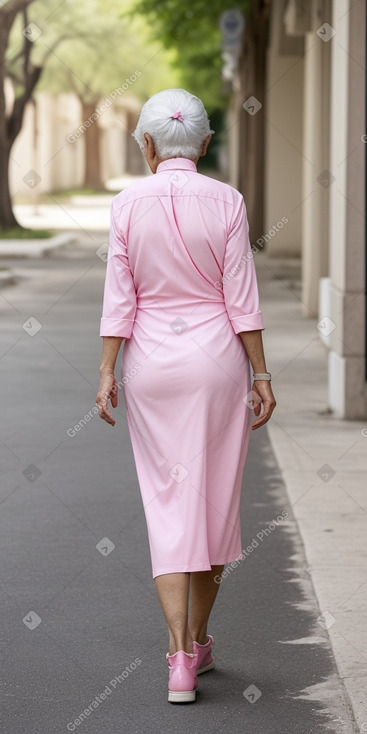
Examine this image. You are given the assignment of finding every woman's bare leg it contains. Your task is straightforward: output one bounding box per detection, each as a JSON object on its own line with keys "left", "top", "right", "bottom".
{"left": 188, "top": 565, "right": 224, "bottom": 644}
{"left": 154, "top": 572, "right": 194, "bottom": 655}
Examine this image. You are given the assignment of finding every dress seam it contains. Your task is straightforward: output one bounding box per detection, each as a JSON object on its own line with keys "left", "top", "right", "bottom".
{"left": 113, "top": 192, "right": 237, "bottom": 214}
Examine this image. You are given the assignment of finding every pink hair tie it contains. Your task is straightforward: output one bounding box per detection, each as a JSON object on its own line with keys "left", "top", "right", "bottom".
{"left": 172, "top": 110, "right": 185, "bottom": 122}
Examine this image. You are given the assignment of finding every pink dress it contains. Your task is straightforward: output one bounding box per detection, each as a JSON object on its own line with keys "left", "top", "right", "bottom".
{"left": 100, "top": 158, "right": 264, "bottom": 578}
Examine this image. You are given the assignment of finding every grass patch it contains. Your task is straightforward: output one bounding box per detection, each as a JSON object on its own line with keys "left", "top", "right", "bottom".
{"left": 0, "top": 226, "right": 53, "bottom": 239}
{"left": 50, "top": 188, "right": 115, "bottom": 197}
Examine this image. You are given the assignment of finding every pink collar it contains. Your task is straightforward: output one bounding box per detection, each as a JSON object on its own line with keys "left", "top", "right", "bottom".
{"left": 156, "top": 158, "right": 197, "bottom": 173}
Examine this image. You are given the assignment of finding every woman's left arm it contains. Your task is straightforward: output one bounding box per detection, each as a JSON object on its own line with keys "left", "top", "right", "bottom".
{"left": 96, "top": 336, "right": 124, "bottom": 426}
{"left": 239, "top": 329, "right": 276, "bottom": 430}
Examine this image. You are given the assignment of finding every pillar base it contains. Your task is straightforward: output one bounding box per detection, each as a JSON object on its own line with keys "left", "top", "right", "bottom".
{"left": 328, "top": 351, "right": 367, "bottom": 419}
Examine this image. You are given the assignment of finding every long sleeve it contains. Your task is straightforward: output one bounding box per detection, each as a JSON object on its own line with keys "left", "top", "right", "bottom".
{"left": 222, "top": 195, "right": 264, "bottom": 334}
{"left": 99, "top": 201, "right": 137, "bottom": 338}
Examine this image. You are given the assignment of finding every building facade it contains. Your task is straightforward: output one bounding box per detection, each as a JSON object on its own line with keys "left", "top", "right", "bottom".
{"left": 229, "top": 0, "right": 366, "bottom": 419}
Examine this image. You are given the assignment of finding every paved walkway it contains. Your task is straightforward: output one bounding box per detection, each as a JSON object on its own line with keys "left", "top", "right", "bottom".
{"left": 259, "top": 255, "right": 367, "bottom": 731}
{"left": 0, "top": 237, "right": 359, "bottom": 733}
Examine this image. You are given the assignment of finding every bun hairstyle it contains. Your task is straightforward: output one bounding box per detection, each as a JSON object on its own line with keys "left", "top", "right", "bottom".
{"left": 132, "top": 88, "right": 214, "bottom": 160}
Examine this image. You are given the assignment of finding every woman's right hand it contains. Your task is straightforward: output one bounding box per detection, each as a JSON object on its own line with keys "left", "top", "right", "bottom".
{"left": 96, "top": 371, "right": 119, "bottom": 426}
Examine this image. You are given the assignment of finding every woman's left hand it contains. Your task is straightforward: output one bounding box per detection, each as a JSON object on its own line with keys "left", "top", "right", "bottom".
{"left": 96, "top": 371, "right": 119, "bottom": 426}
{"left": 251, "top": 380, "right": 276, "bottom": 430}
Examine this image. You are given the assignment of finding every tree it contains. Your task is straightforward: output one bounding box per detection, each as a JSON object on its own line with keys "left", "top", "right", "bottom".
{"left": 0, "top": 0, "right": 83, "bottom": 226}
{"left": 0, "top": 0, "right": 39, "bottom": 226}
{"left": 37, "top": 3, "right": 178, "bottom": 188}
{"left": 0, "top": 0, "right": 178, "bottom": 227}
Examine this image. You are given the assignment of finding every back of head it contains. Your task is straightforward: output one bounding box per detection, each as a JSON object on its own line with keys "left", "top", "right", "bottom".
{"left": 132, "top": 88, "right": 214, "bottom": 161}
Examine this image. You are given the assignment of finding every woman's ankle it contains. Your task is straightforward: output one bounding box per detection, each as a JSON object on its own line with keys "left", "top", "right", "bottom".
{"left": 168, "top": 632, "right": 194, "bottom": 656}
{"left": 168, "top": 645, "right": 194, "bottom": 656}
{"left": 195, "top": 635, "right": 209, "bottom": 646}
{"left": 190, "top": 627, "right": 208, "bottom": 646}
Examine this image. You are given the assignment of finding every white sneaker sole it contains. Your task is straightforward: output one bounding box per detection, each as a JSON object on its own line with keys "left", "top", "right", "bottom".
{"left": 168, "top": 689, "right": 196, "bottom": 703}
{"left": 197, "top": 661, "right": 215, "bottom": 675}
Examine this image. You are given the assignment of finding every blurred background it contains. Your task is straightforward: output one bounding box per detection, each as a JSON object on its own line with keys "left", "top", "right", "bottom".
{"left": 1, "top": 4, "right": 367, "bottom": 730}
{"left": 0, "top": 0, "right": 366, "bottom": 420}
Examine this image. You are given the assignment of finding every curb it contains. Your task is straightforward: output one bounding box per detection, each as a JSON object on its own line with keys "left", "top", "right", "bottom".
{"left": 0, "top": 233, "right": 77, "bottom": 259}
{"left": 0, "top": 270, "right": 18, "bottom": 287}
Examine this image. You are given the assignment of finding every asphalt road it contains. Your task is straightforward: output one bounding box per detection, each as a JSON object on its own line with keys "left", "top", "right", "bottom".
{"left": 0, "top": 237, "right": 357, "bottom": 734}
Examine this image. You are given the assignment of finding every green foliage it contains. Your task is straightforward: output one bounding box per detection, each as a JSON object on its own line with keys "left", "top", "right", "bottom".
{"left": 128, "top": 0, "right": 251, "bottom": 110}
{"left": 7, "top": 0, "right": 180, "bottom": 103}
{"left": 0, "top": 226, "right": 52, "bottom": 239}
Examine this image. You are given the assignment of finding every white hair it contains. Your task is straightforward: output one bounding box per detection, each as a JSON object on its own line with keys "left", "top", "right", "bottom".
{"left": 132, "top": 88, "right": 214, "bottom": 161}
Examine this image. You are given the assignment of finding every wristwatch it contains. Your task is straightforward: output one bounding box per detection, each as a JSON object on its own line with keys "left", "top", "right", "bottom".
{"left": 253, "top": 372, "right": 272, "bottom": 381}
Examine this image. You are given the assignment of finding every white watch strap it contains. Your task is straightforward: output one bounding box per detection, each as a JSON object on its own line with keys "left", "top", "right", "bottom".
{"left": 253, "top": 372, "right": 272, "bottom": 381}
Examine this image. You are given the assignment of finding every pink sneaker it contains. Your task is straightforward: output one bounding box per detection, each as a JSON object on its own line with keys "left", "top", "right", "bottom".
{"left": 166, "top": 650, "right": 199, "bottom": 703}
{"left": 192, "top": 635, "right": 215, "bottom": 675}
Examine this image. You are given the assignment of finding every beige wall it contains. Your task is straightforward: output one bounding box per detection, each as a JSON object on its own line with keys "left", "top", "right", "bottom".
{"left": 226, "top": 97, "right": 241, "bottom": 190}
{"left": 10, "top": 92, "right": 141, "bottom": 196}
{"left": 264, "top": 0, "right": 304, "bottom": 257}
{"left": 227, "top": 0, "right": 366, "bottom": 418}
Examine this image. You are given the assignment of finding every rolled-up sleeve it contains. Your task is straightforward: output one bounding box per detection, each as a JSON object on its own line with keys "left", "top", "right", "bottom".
{"left": 223, "top": 195, "right": 264, "bottom": 334}
{"left": 99, "top": 201, "right": 137, "bottom": 338}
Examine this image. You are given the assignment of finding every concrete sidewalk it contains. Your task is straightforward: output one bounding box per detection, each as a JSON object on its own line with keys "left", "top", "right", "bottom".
{"left": 12, "top": 175, "right": 143, "bottom": 233}
{"left": 257, "top": 254, "right": 367, "bottom": 731}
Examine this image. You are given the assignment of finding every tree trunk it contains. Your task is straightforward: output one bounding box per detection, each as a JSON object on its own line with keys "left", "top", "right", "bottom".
{"left": 82, "top": 101, "right": 103, "bottom": 190}
{"left": 0, "top": 1, "right": 42, "bottom": 228}
{"left": 0, "top": 142, "right": 19, "bottom": 227}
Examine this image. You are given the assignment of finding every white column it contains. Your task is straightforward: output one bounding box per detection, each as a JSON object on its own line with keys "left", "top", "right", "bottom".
{"left": 324, "top": 0, "right": 367, "bottom": 418}
{"left": 301, "top": 3, "right": 331, "bottom": 315}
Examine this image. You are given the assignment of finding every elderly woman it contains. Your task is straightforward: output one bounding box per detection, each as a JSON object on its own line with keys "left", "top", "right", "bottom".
{"left": 96, "top": 88, "right": 276, "bottom": 704}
